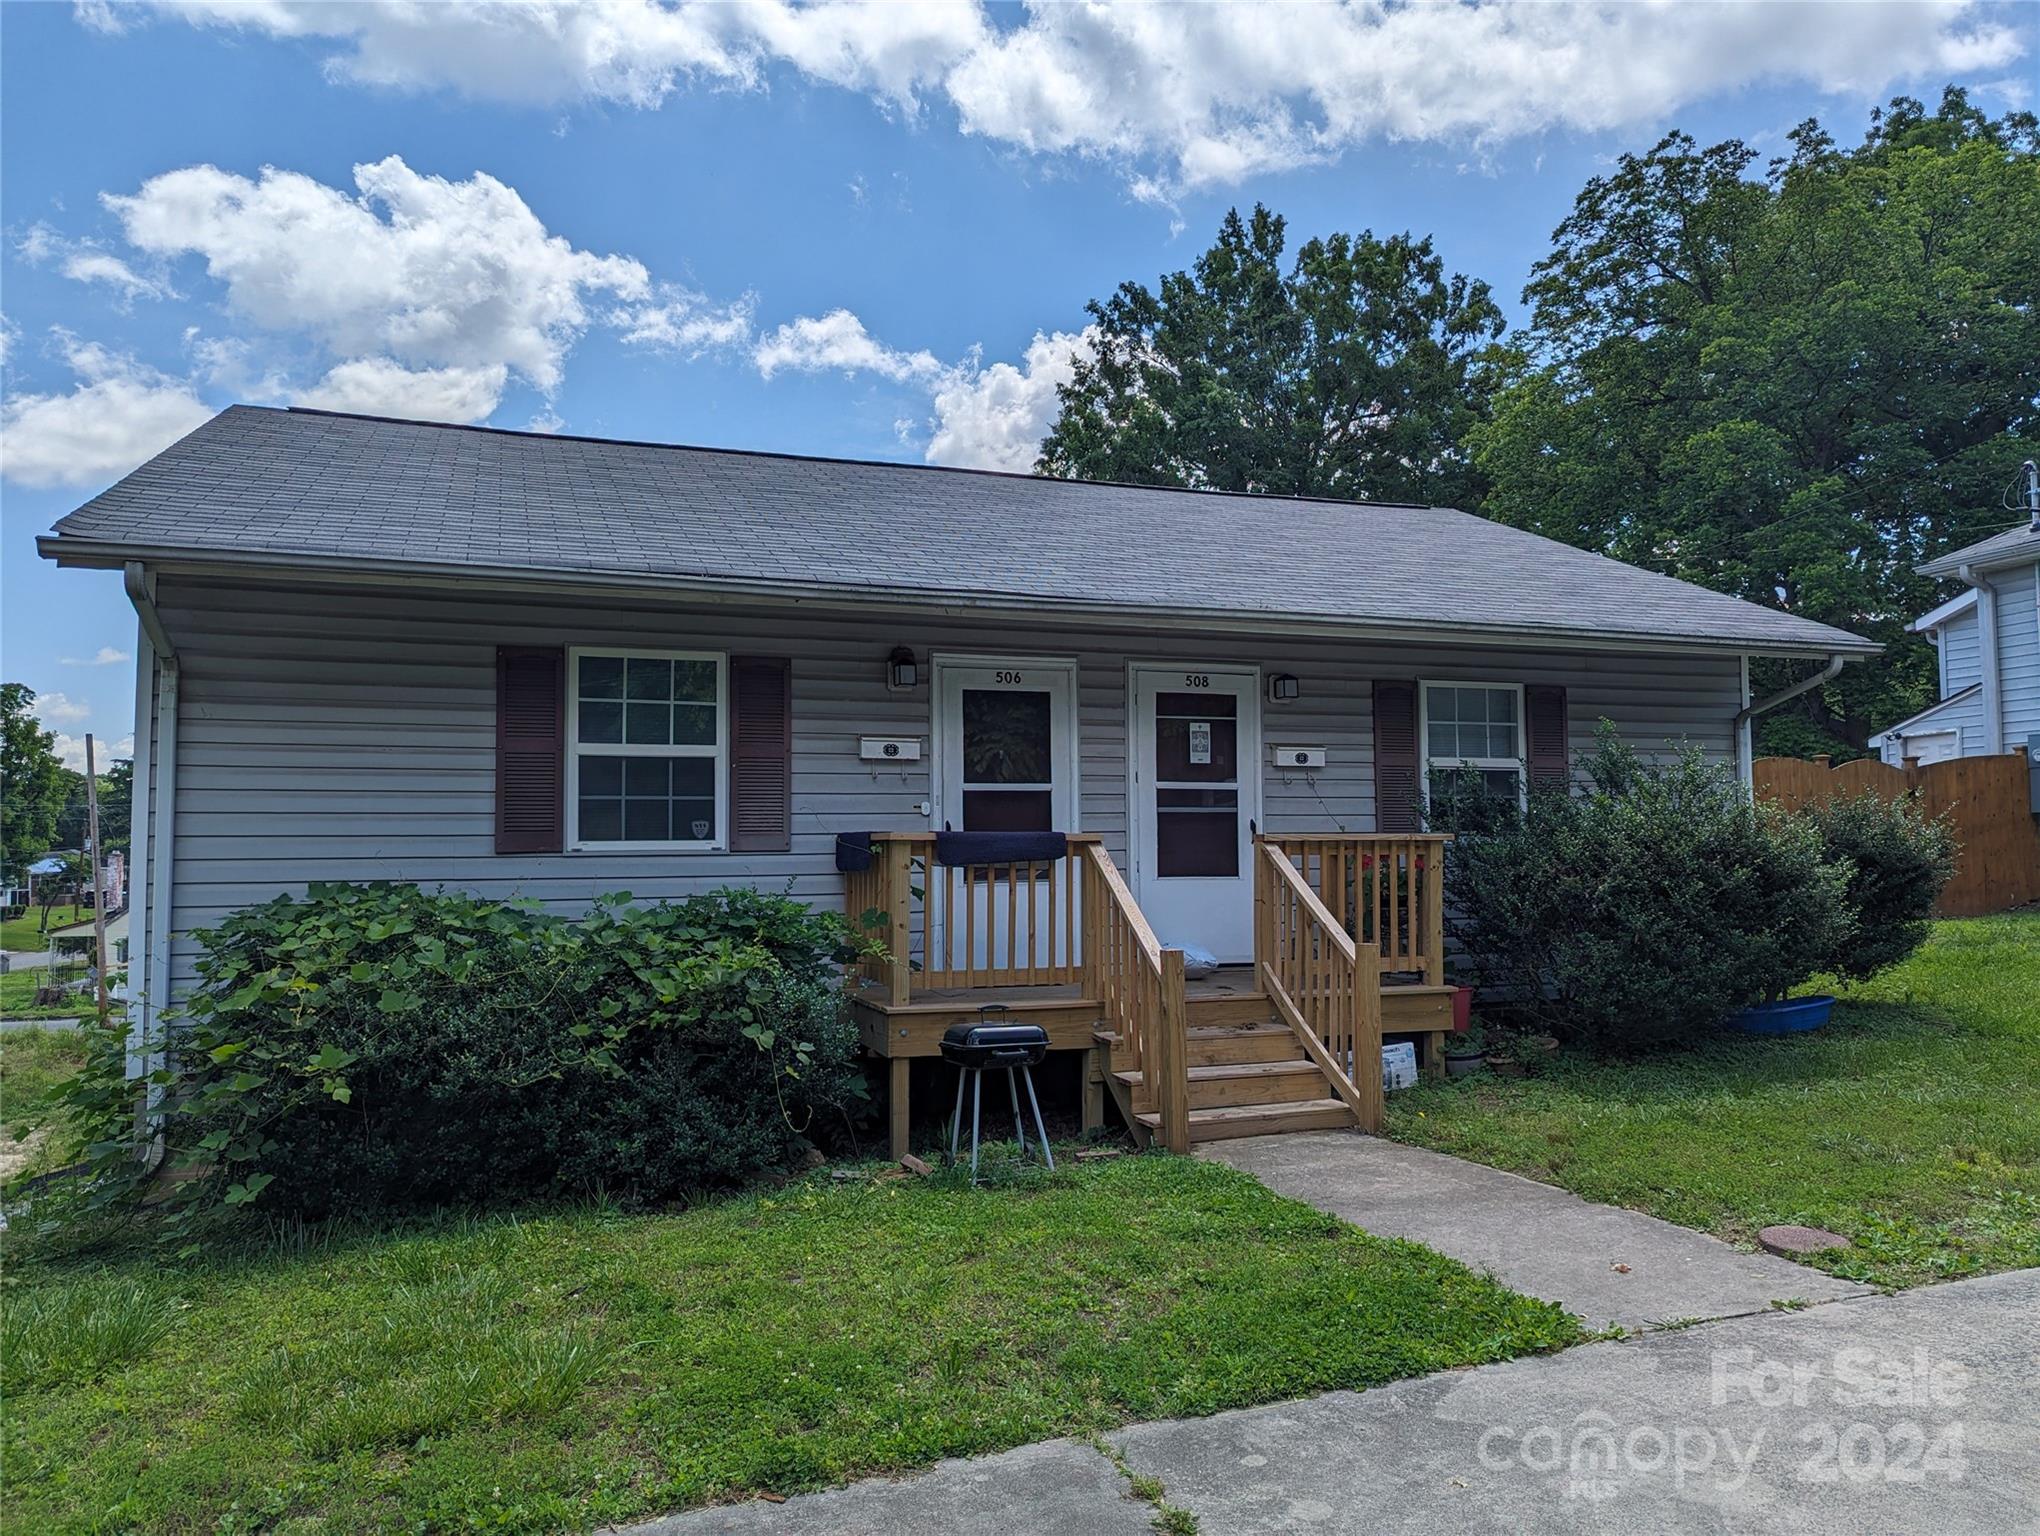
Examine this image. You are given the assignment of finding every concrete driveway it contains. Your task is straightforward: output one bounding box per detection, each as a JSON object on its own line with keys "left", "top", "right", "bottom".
{"left": 622, "top": 1269, "right": 2040, "bottom": 1535}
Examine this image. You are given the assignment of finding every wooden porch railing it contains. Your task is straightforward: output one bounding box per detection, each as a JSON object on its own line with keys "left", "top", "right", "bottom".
{"left": 1080, "top": 841, "right": 1189, "bottom": 1154}
{"left": 1255, "top": 841, "right": 1383, "bottom": 1133}
{"left": 842, "top": 832, "right": 1095, "bottom": 1006}
{"left": 1261, "top": 834, "right": 1451, "bottom": 982}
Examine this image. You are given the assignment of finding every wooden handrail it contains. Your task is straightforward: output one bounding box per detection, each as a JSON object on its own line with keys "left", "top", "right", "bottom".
{"left": 1261, "top": 833, "right": 1450, "bottom": 983}
{"left": 1080, "top": 842, "right": 1188, "bottom": 1153}
{"left": 1255, "top": 842, "right": 1383, "bottom": 1133}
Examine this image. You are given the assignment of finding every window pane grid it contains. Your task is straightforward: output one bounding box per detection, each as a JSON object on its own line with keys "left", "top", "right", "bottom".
{"left": 571, "top": 650, "right": 724, "bottom": 846}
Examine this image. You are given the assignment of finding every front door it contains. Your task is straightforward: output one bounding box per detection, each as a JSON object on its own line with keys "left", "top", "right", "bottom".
{"left": 1130, "top": 665, "right": 1260, "bottom": 961}
{"left": 934, "top": 658, "right": 1080, "bottom": 971}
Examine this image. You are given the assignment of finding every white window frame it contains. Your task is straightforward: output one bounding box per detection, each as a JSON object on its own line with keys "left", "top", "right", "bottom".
{"left": 1418, "top": 679, "right": 1527, "bottom": 812}
{"left": 566, "top": 646, "right": 729, "bottom": 852}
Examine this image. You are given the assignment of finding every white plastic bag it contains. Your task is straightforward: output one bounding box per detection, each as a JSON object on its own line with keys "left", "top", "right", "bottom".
{"left": 1176, "top": 942, "right": 1220, "bottom": 980}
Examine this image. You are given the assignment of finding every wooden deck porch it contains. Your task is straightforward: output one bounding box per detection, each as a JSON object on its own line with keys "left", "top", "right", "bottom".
{"left": 844, "top": 832, "right": 1454, "bottom": 1158}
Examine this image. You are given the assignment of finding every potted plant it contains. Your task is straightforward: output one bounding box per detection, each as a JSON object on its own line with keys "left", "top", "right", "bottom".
{"left": 1444, "top": 1021, "right": 1487, "bottom": 1078}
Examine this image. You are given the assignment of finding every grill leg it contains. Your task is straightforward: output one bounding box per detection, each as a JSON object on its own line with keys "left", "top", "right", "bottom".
{"left": 1022, "top": 1064, "right": 1054, "bottom": 1171}
{"left": 969, "top": 1070, "right": 983, "bottom": 1184}
{"left": 1005, "top": 1066, "right": 1026, "bottom": 1159}
{"left": 948, "top": 1067, "right": 967, "bottom": 1166}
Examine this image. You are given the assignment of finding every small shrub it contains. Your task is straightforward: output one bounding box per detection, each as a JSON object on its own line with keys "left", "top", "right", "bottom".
{"left": 1439, "top": 727, "right": 1854, "bottom": 1047}
{"left": 51, "top": 884, "right": 877, "bottom": 1228}
{"left": 1796, "top": 793, "right": 1954, "bottom": 981}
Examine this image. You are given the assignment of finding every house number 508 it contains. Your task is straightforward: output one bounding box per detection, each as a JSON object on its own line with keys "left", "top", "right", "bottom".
{"left": 1184, "top": 674, "right": 1211, "bottom": 687}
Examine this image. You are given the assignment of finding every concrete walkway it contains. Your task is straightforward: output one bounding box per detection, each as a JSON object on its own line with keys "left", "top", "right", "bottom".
{"left": 1204, "top": 1132, "right": 1870, "bottom": 1331}
{"left": 618, "top": 1269, "right": 2040, "bottom": 1535}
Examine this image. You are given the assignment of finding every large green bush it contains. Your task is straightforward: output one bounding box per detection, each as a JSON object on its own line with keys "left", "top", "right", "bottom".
{"left": 1439, "top": 729, "right": 1854, "bottom": 1046}
{"left": 1796, "top": 792, "right": 1954, "bottom": 981}
{"left": 56, "top": 884, "right": 874, "bottom": 1226}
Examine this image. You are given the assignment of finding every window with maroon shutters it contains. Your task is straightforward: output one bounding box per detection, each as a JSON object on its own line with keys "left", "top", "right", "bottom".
{"left": 496, "top": 647, "right": 565, "bottom": 854}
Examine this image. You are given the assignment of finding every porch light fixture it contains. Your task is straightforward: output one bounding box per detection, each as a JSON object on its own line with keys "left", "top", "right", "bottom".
{"left": 1268, "top": 673, "right": 1301, "bottom": 703}
{"left": 887, "top": 646, "right": 919, "bottom": 692}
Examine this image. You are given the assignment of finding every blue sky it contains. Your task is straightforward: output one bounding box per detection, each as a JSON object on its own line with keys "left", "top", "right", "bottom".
{"left": 3, "top": 0, "right": 2033, "bottom": 768}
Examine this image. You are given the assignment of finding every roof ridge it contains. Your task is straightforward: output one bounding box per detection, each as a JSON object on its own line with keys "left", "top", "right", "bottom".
{"left": 271, "top": 405, "right": 1445, "bottom": 515}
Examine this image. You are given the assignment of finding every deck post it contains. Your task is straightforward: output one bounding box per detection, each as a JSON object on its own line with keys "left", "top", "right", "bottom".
{"left": 1156, "top": 947, "right": 1190, "bottom": 1155}
{"left": 1083, "top": 1043, "right": 1105, "bottom": 1136}
{"left": 1423, "top": 840, "right": 1446, "bottom": 987}
{"left": 884, "top": 837, "right": 914, "bottom": 1007}
{"left": 888, "top": 1056, "right": 910, "bottom": 1161}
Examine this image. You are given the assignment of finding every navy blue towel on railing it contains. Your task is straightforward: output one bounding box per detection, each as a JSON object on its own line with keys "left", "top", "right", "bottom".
{"left": 933, "top": 830, "right": 1068, "bottom": 868}
{"left": 834, "top": 833, "right": 877, "bottom": 873}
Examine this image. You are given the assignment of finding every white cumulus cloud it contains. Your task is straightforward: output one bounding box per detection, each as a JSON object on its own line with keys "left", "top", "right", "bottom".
{"left": 753, "top": 308, "right": 945, "bottom": 383}
{"left": 105, "top": 156, "right": 650, "bottom": 412}
{"left": 49, "top": 732, "right": 135, "bottom": 773}
{"left": 926, "top": 326, "right": 1094, "bottom": 472}
{"left": 32, "top": 691, "right": 92, "bottom": 726}
{"left": 0, "top": 332, "right": 211, "bottom": 488}
{"left": 294, "top": 358, "right": 511, "bottom": 424}
{"left": 124, "top": 1, "right": 2030, "bottom": 193}
{"left": 59, "top": 647, "right": 133, "bottom": 667}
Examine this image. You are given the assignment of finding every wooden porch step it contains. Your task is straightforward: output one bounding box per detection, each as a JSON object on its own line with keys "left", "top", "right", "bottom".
{"left": 1137, "top": 1097, "right": 1358, "bottom": 1143}
{"left": 1185, "top": 992, "right": 1274, "bottom": 1028}
{"left": 1115, "top": 1058, "right": 1331, "bottom": 1110}
{"left": 1096, "top": 1020, "right": 1298, "bottom": 1068}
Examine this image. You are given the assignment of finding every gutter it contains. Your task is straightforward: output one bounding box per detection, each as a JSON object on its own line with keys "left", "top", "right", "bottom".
{"left": 1959, "top": 564, "right": 2004, "bottom": 755}
{"left": 44, "top": 539, "right": 1882, "bottom": 663}
{"left": 124, "top": 563, "right": 178, "bottom": 1108}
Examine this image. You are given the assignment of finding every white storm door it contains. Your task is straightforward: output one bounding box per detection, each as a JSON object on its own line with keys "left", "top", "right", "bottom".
{"left": 933, "top": 658, "right": 1080, "bottom": 973}
{"left": 1130, "top": 665, "right": 1260, "bottom": 962}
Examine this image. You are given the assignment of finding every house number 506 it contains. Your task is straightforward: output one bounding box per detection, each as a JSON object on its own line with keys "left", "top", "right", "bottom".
{"left": 995, "top": 670, "right": 1024, "bottom": 684}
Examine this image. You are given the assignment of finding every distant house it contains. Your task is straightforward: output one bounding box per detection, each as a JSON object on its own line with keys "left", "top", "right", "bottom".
{"left": 40, "top": 406, "right": 1879, "bottom": 1151}
{"left": 1873, "top": 503, "right": 2040, "bottom": 768}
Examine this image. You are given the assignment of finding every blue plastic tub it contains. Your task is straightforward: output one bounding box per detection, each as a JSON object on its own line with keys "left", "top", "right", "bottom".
{"left": 1725, "top": 995, "right": 1836, "bottom": 1035}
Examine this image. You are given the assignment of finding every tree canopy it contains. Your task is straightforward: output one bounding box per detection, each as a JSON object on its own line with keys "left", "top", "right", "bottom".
{"left": 1037, "top": 205, "right": 1507, "bottom": 508}
{"left": 2, "top": 683, "right": 69, "bottom": 877}
{"left": 1472, "top": 89, "right": 2040, "bottom": 752}
{"left": 1036, "top": 92, "right": 2039, "bottom": 755}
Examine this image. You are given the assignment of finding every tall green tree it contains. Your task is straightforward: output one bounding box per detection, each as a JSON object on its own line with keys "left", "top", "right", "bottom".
{"left": 2, "top": 683, "right": 69, "bottom": 878}
{"left": 1038, "top": 205, "right": 1507, "bottom": 507}
{"left": 1472, "top": 89, "right": 2040, "bottom": 753}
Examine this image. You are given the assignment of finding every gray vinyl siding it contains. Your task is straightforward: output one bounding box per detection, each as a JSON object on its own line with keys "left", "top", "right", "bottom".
{"left": 1940, "top": 606, "right": 1982, "bottom": 700}
{"left": 1996, "top": 561, "right": 2040, "bottom": 750}
{"left": 150, "top": 575, "right": 1741, "bottom": 991}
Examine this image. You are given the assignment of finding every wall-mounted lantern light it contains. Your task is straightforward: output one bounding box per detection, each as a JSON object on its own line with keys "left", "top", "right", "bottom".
{"left": 887, "top": 646, "right": 919, "bottom": 692}
{"left": 1268, "top": 673, "right": 1301, "bottom": 703}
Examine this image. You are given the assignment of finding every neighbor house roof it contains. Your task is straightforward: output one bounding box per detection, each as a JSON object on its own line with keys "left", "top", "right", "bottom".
{"left": 41, "top": 406, "right": 1877, "bottom": 658}
{"left": 1917, "top": 519, "right": 2040, "bottom": 579}
{"left": 1908, "top": 587, "right": 1978, "bottom": 633}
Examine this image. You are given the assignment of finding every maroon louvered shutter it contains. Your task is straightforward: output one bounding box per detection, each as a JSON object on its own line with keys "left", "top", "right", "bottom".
{"left": 1373, "top": 681, "right": 1422, "bottom": 832}
{"left": 729, "top": 656, "right": 792, "bottom": 852}
{"left": 1525, "top": 685, "right": 1570, "bottom": 795}
{"left": 496, "top": 646, "right": 564, "bottom": 854}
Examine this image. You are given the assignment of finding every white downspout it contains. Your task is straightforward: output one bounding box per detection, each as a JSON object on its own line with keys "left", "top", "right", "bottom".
{"left": 1736, "top": 655, "right": 1753, "bottom": 789}
{"left": 1959, "top": 564, "right": 2003, "bottom": 756}
{"left": 124, "top": 562, "right": 178, "bottom": 1101}
{"left": 1732, "top": 653, "right": 1851, "bottom": 768}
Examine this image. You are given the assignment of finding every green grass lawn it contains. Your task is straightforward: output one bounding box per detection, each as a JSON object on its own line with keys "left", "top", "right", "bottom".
{"left": 0, "top": 966, "right": 98, "bottom": 1021}
{"left": 1, "top": 1025, "right": 89, "bottom": 1187}
{"left": 1, "top": 906, "right": 87, "bottom": 952}
{"left": 1388, "top": 913, "right": 2040, "bottom": 1289}
{"left": 2, "top": 1154, "right": 1577, "bottom": 1533}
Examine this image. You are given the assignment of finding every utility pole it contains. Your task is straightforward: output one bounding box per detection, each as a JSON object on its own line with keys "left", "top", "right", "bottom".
{"left": 86, "top": 733, "right": 110, "bottom": 1022}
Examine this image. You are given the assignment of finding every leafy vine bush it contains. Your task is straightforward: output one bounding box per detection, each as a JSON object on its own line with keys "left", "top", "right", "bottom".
{"left": 1438, "top": 729, "right": 1858, "bottom": 1047}
{"left": 52, "top": 884, "right": 876, "bottom": 1228}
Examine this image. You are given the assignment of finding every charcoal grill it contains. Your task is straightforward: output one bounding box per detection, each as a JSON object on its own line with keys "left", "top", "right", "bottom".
{"left": 940, "top": 1009, "right": 1054, "bottom": 1180}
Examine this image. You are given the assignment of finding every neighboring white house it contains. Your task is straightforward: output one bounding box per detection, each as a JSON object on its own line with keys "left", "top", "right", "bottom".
{"left": 1873, "top": 489, "right": 2040, "bottom": 769}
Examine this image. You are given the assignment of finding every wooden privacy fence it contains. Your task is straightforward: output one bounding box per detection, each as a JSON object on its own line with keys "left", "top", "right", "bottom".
{"left": 1753, "top": 753, "right": 2040, "bottom": 918}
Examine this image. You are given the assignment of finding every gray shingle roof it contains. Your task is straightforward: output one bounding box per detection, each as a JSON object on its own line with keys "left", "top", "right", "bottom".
{"left": 44, "top": 406, "right": 1875, "bottom": 656}
{"left": 1916, "top": 519, "right": 2040, "bottom": 578}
